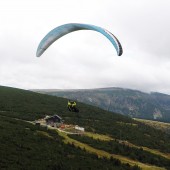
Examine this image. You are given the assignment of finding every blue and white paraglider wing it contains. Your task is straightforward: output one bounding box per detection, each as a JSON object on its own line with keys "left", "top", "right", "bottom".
{"left": 36, "top": 23, "right": 123, "bottom": 57}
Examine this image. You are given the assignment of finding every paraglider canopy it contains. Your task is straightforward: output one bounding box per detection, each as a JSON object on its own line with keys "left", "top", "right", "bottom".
{"left": 36, "top": 23, "right": 123, "bottom": 57}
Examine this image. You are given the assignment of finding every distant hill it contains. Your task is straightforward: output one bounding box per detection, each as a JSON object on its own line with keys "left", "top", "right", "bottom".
{"left": 33, "top": 87, "right": 170, "bottom": 122}
{"left": 1, "top": 85, "right": 170, "bottom": 169}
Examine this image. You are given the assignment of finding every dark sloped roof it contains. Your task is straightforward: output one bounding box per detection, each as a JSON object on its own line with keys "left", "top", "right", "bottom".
{"left": 45, "top": 115, "right": 62, "bottom": 121}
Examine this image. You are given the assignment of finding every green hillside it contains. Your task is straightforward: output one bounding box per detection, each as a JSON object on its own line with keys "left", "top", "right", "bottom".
{"left": 134, "top": 118, "right": 170, "bottom": 134}
{"left": 0, "top": 85, "right": 170, "bottom": 170}
{"left": 35, "top": 87, "right": 170, "bottom": 122}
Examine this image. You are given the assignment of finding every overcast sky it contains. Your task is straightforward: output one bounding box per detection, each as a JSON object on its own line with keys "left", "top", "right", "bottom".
{"left": 1, "top": 0, "right": 170, "bottom": 94}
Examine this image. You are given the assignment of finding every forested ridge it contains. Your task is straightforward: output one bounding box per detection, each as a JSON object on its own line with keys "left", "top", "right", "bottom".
{"left": 38, "top": 87, "right": 170, "bottom": 122}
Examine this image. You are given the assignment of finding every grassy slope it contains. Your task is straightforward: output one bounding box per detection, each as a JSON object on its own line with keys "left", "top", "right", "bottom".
{"left": 0, "top": 85, "right": 170, "bottom": 169}
{"left": 1, "top": 115, "right": 136, "bottom": 170}
{"left": 84, "top": 132, "right": 170, "bottom": 160}
{"left": 1, "top": 114, "right": 168, "bottom": 170}
{"left": 134, "top": 118, "right": 170, "bottom": 134}
{"left": 58, "top": 131, "right": 165, "bottom": 170}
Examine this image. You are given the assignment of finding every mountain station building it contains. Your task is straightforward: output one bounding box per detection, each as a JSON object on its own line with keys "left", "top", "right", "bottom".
{"left": 45, "top": 115, "right": 63, "bottom": 128}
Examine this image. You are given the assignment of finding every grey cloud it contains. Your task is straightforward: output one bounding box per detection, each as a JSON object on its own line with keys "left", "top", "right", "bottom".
{"left": 0, "top": 0, "right": 170, "bottom": 95}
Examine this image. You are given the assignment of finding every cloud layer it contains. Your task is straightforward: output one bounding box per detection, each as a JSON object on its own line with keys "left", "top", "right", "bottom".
{"left": 0, "top": 0, "right": 170, "bottom": 94}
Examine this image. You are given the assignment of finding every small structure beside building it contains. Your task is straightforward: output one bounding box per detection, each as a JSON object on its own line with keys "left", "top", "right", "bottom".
{"left": 75, "top": 125, "right": 85, "bottom": 132}
{"left": 45, "top": 115, "right": 64, "bottom": 128}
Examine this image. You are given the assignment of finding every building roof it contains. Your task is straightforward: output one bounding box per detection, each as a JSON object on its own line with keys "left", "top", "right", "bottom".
{"left": 45, "top": 115, "right": 62, "bottom": 121}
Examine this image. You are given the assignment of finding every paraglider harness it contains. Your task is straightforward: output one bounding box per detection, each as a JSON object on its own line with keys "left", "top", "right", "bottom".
{"left": 67, "top": 100, "right": 79, "bottom": 112}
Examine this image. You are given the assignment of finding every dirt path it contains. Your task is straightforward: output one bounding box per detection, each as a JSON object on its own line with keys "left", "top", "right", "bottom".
{"left": 57, "top": 131, "right": 165, "bottom": 170}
